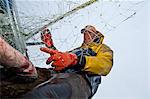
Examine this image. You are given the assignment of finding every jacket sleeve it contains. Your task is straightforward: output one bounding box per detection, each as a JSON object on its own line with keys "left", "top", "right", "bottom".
{"left": 83, "top": 44, "right": 113, "bottom": 76}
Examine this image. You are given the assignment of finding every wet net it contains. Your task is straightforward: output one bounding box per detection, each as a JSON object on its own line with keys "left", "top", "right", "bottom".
{"left": 0, "top": 0, "right": 144, "bottom": 68}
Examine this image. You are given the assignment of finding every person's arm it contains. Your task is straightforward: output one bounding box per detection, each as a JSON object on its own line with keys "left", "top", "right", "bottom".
{"left": 0, "top": 37, "right": 37, "bottom": 80}
{"left": 83, "top": 44, "right": 113, "bottom": 76}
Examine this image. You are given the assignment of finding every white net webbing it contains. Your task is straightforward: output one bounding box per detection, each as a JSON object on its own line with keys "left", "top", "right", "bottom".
{"left": 1, "top": 0, "right": 144, "bottom": 68}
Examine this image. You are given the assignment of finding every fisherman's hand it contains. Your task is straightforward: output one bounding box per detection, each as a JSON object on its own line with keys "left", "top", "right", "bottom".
{"left": 41, "top": 28, "right": 55, "bottom": 48}
{"left": 40, "top": 47, "right": 77, "bottom": 71}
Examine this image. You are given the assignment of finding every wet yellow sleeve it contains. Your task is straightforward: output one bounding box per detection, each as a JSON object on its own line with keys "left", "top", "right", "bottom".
{"left": 83, "top": 47, "right": 113, "bottom": 76}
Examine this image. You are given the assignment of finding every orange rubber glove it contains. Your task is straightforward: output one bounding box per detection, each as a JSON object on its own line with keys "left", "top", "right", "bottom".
{"left": 40, "top": 47, "right": 77, "bottom": 71}
{"left": 41, "top": 28, "right": 54, "bottom": 48}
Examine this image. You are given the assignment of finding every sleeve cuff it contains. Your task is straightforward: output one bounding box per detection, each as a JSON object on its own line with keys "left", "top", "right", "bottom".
{"left": 77, "top": 55, "right": 86, "bottom": 69}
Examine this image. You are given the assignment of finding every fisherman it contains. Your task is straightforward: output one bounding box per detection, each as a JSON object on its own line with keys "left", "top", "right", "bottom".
{"left": 24, "top": 25, "right": 113, "bottom": 98}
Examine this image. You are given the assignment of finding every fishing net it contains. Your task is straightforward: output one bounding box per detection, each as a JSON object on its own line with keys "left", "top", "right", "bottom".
{"left": 0, "top": 0, "right": 144, "bottom": 67}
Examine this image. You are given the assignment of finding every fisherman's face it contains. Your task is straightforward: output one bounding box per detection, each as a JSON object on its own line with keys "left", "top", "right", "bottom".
{"left": 82, "top": 30, "right": 96, "bottom": 44}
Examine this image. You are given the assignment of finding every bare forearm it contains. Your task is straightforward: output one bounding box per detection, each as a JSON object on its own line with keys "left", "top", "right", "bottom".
{"left": 0, "top": 37, "right": 26, "bottom": 67}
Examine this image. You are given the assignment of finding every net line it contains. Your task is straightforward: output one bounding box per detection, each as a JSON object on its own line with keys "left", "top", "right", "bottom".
{"left": 1, "top": 0, "right": 145, "bottom": 68}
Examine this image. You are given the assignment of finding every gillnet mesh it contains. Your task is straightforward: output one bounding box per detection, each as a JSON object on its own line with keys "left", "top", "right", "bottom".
{"left": 1, "top": 0, "right": 144, "bottom": 68}
{"left": 0, "top": 0, "right": 26, "bottom": 54}
{"left": 0, "top": 0, "right": 17, "bottom": 49}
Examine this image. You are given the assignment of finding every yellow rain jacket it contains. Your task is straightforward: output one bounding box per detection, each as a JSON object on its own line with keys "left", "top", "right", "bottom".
{"left": 81, "top": 42, "right": 113, "bottom": 76}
